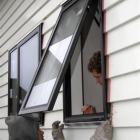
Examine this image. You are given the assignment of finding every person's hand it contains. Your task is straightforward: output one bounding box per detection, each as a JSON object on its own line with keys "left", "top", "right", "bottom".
{"left": 81, "top": 104, "right": 96, "bottom": 114}
{"left": 37, "top": 128, "right": 44, "bottom": 140}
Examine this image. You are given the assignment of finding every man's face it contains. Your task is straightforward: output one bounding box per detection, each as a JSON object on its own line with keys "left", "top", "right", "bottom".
{"left": 91, "top": 70, "right": 102, "bottom": 85}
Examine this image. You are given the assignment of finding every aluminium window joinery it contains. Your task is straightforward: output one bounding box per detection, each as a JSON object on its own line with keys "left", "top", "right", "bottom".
{"left": 8, "top": 24, "right": 42, "bottom": 115}
{"left": 19, "top": 0, "right": 108, "bottom": 123}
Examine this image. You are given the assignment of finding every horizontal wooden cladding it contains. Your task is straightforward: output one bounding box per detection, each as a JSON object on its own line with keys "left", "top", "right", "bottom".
{"left": 106, "top": 17, "right": 140, "bottom": 55}
{"left": 0, "top": 0, "right": 15, "bottom": 21}
{"left": 0, "top": 95, "right": 8, "bottom": 107}
{"left": 0, "top": 130, "right": 8, "bottom": 140}
{"left": 42, "top": 90, "right": 63, "bottom": 128}
{"left": 0, "top": 0, "right": 34, "bottom": 38}
{"left": 42, "top": 7, "right": 61, "bottom": 49}
{"left": 0, "top": 107, "right": 8, "bottom": 118}
{"left": 43, "top": 30, "right": 53, "bottom": 49}
{"left": 64, "top": 129, "right": 96, "bottom": 140}
{"left": 103, "top": 0, "right": 124, "bottom": 10}
{"left": 113, "top": 127, "right": 140, "bottom": 140}
{"left": 0, "top": 74, "right": 8, "bottom": 87}
{"left": 0, "top": 118, "right": 8, "bottom": 129}
{"left": 108, "top": 43, "right": 140, "bottom": 78}
{"left": 0, "top": 85, "right": 8, "bottom": 97}
{"left": 105, "top": 0, "right": 140, "bottom": 32}
{"left": 43, "top": 110, "right": 63, "bottom": 129}
{"left": 0, "top": 0, "right": 63, "bottom": 56}
{"left": 0, "top": 62, "right": 8, "bottom": 76}
{"left": 0, "top": 0, "right": 8, "bottom": 12}
{"left": 0, "top": 0, "right": 24, "bottom": 28}
{"left": 43, "top": 128, "right": 96, "bottom": 140}
{"left": 42, "top": 7, "right": 61, "bottom": 34}
{"left": 110, "top": 71, "right": 140, "bottom": 102}
{"left": 53, "top": 92, "right": 63, "bottom": 111}
{"left": 0, "top": 52, "right": 8, "bottom": 66}
{"left": 112, "top": 99, "right": 140, "bottom": 127}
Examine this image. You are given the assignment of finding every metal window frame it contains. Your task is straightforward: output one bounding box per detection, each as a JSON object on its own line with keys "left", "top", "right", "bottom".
{"left": 8, "top": 24, "right": 42, "bottom": 115}
{"left": 63, "top": 0, "right": 109, "bottom": 123}
{"left": 19, "top": 0, "right": 98, "bottom": 115}
{"left": 8, "top": 47, "right": 19, "bottom": 115}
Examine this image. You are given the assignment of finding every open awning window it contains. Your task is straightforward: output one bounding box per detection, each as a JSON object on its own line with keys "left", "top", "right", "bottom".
{"left": 19, "top": 0, "right": 98, "bottom": 115}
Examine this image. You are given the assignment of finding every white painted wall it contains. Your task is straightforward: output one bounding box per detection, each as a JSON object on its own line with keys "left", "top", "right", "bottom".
{"left": 0, "top": 0, "right": 140, "bottom": 140}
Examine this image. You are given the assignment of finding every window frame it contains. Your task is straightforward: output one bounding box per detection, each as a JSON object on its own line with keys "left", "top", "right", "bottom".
{"left": 8, "top": 24, "right": 42, "bottom": 115}
{"left": 8, "top": 47, "right": 19, "bottom": 115}
{"left": 19, "top": 0, "right": 98, "bottom": 115}
{"left": 63, "top": 0, "right": 109, "bottom": 123}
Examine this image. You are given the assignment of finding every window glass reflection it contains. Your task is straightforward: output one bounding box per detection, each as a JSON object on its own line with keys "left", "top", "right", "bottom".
{"left": 71, "top": 38, "right": 83, "bottom": 115}
{"left": 11, "top": 50, "right": 18, "bottom": 79}
{"left": 20, "top": 34, "right": 39, "bottom": 101}
{"left": 71, "top": 19, "right": 103, "bottom": 115}
{"left": 25, "top": 0, "right": 87, "bottom": 108}
{"left": 26, "top": 36, "right": 72, "bottom": 107}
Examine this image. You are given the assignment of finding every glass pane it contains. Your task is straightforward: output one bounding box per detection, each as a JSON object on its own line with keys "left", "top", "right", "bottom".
{"left": 25, "top": 0, "right": 87, "bottom": 108}
{"left": 11, "top": 50, "right": 18, "bottom": 79}
{"left": 10, "top": 49, "right": 18, "bottom": 114}
{"left": 20, "top": 34, "right": 39, "bottom": 101}
{"left": 50, "top": 0, "right": 85, "bottom": 45}
{"left": 70, "top": 19, "right": 103, "bottom": 115}
{"left": 82, "top": 19, "right": 103, "bottom": 114}
{"left": 71, "top": 37, "right": 83, "bottom": 115}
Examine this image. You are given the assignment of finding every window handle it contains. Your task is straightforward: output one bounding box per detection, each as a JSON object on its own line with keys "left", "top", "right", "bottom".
{"left": 10, "top": 89, "right": 13, "bottom": 98}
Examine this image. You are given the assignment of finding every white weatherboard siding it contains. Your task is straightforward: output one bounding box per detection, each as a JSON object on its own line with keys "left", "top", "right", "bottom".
{"left": 0, "top": 95, "right": 8, "bottom": 107}
{"left": 0, "top": 0, "right": 140, "bottom": 140}
{"left": 110, "top": 71, "right": 140, "bottom": 102}
{"left": 105, "top": 0, "right": 140, "bottom": 32}
{"left": 103, "top": 0, "right": 124, "bottom": 10}
{"left": 0, "top": 0, "right": 15, "bottom": 21}
{"left": 0, "top": 130, "right": 9, "bottom": 140}
{"left": 0, "top": 0, "right": 8, "bottom": 12}
{"left": 0, "top": 74, "right": 8, "bottom": 87}
{"left": 113, "top": 128, "right": 140, "bottom": 140}
{"left": 105, "top": 0, "right": 140, "bottom": 140}
{"left": 0, "top": 107, "right": 8, "bottom": 118}
{"left": 109, "top": 43, "right": 140, "bottom": 78}
{"left": 0, "top": 85, "right": 8, "bottom": 97}
{"left": 107, "top": 17, "right": 140, "bottom": 55}
{"left": 112, "top": 99, "right": 140, "bottom": 127}
{"left": 0, "top": 62, "right": 8, "bottom": 76}
{"left": 0, "top": 118, "right": 7, "bottom": 129}
{"left": 43, "top": 129, "right": 97, "bottom": 140}
{"left": 0, "top": 52, "right": 8, "bottom": 66}
{"left": 0, "top": 0, "right": 24, "bottom": 28}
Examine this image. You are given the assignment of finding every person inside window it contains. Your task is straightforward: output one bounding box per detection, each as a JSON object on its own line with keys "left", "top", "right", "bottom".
{"left": 81, "top": 51, "right": 102, "bottom": 114}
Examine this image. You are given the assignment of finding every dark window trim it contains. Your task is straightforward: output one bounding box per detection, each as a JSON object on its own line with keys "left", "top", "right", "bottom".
{"left": 19, "top": 0, "right": 98, "bottom": 115}
{"left": 8, "top": 47, "right": 19, "bottom": 115}
{"left": 8, "top": 24, "right": 43, "bottom": 116}
{"left": 63, "top": 0, "right": 109, "bottom": 123}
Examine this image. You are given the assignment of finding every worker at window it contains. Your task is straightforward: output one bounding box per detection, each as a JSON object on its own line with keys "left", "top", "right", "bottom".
{"left": 81, "top": 51, "right": 102, "bottom": 114}
{"left": 5, "top": 115, "right": 44, "bottom": 140}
